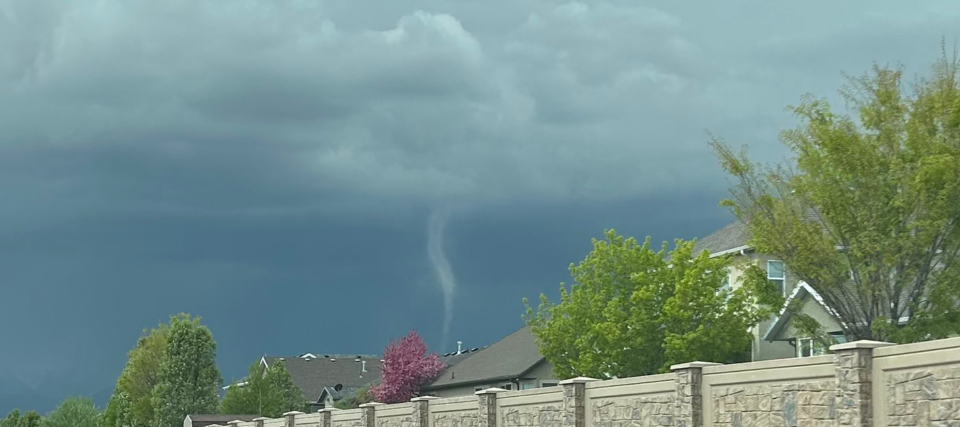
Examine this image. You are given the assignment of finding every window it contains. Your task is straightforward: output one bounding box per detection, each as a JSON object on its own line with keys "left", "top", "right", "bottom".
{"left": 716, "top": 267, "right": 732, "bottom": 296}
{"left": 475, "top": 387, "right": 485, "bottom": 392}
{"left": 797, "top": 338, "right": 826, "bottom": 358}
{"left": 540, "top": 381, "right": 559, "bottom": 388}
{"left": 520, "top": 381, "right": 537, "bottom": 390}
{"left": 499, "top": 383, "right": 513, "bottom": 390}
{"left": 767, "top": 260, "right": 785, "bottom": 295}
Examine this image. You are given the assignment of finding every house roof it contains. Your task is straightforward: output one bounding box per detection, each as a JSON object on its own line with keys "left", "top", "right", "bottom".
{"left": 185, "top": 415, "right": 259, "bottom": 427}
{"left": 262, "top": 355, "right": 382, "bottom": 402}
{"left": 423, "top": 326, "right": 544, "bottom": 390}
{"left": 692, "top": 221, "right": 750, "bottom": 257}
{"left": 763, "top": 281, "right": 843, "bottom": 341}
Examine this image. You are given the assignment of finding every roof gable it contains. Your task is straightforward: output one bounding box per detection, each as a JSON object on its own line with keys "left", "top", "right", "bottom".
{"left": 764, "top": 282, "right": 843, "bottom": 341}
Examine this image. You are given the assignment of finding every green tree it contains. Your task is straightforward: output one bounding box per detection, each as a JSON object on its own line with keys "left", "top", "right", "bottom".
{"left": 712, "top": 49, "right": 960, "bottom": 344}
{"left": 1, "top": 409, "right": 21, "bottom": 427}
{"left": 332, "top": 387, "right": 372, "bottom": 410}
{"left": 18, "top": 412, "right": 40, "bottom": 427}
{"left": 103, "top": 322, "right": 169, "bottom": 427}
{"left": 151, "top": 314, "right": 222, "bottom": 427}
{"left": 220, "top": 360, "right": 305, "bottom": 417}
{"left": 524, "top": 230, "right": 781, "bottom": 379}
{"left": 42, "top": 398, "right": 100, "bottom": 427}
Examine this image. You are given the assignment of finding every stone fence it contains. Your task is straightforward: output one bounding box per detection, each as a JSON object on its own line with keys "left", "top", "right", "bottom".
{"left": 211, "top": 337, "right": 960, "bottom": 427}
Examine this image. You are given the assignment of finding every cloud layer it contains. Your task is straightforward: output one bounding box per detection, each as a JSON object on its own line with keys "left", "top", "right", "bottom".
{"left": 1, "top": 0, "right": 959, "bottom": 412}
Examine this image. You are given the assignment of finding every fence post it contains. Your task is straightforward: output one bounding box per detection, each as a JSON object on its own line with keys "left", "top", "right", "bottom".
{"left": 671, "top": 361, "right": 720, "bottom": 427}
{"left": 830, "top": 340, "right": 892, "bottom": 427}
{"left": 319, "top": 408, "right": 339, "bottom": 427}
{"left": 284, "top": 411, "right": 304, "bottom": 427}
{"left": 476, "top": 388, "right": 507, "bottom": 427}
{"left": 227, "top": 421, "right": 242, "bottom": 427}
{"left": 559, "top": 377, "right": 597, "bottom": 427}
{"left": 360, "top": 402, "right": 382, "bottom": 427}
{"left": 253, "top": 417, "right": 269, "bottom": 427}
{"left": 411, "top": 396, "right": 439, "bottom": 427}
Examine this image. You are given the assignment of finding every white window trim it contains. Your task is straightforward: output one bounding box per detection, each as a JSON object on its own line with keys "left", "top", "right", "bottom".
{"left": 796, "top": 338, "right": 826, "bottom": 358}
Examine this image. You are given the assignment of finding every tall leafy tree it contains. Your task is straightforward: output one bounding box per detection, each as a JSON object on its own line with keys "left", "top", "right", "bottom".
{"left": 1, "top": 409, "right": 21, "bottom": 427}
{"left": 525, "top": 230, "right": 781, "bottom": 379}
{"left": 42, "top": 398, "right": 101, "bottom": 427}
{"left": 18, "top": 412, "right": 40, "bottom": 427}
{"left": 103, "top": 322, "right": 169, "bottom": 427}
{"left": 151, "top": 314, "right": 222, "bottom": 427}
{"left": 712, "top": 49, "right": 960, "bottom": 343}
{"left": 220, "top": 360, "right": 305, "bottom": 417}
{"left": 370, "top": 331, "right": 445, "bottom": 404}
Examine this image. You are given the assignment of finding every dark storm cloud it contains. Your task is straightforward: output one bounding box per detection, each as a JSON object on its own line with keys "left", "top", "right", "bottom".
{"left": 0, "top": 0, "right": 959, "bottom": 412}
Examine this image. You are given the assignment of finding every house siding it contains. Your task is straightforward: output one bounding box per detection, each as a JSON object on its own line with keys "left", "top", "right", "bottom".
{"left": 423, "top": 360, "right": 556, "bottom": 398}
{"left": 728, "top": 253, "right": 802, "bottom": 361}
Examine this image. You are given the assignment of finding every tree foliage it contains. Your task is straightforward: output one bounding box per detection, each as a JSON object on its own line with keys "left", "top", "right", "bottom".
{"left": 525, "top": 230, "right": 782, "bottom": 379}
{"left": 712, "top": 48, "right": 960, "bottom": 343}
{"left": 17, "top": 412, "right": 40, "bottom": 427}
{"left": 41, "top": 398, "right": 100, "bottom": 427}
{"left": 103, "top": 322, "right": 169, "bottom": 427}
{"left": 333, "top": 387, "right": 373, "bottom": 410}
{"left": 151, "top": 314, "right": 222, "bottom": 427}
{"left": 1, "top": 409, "right": 21, "bottom": 427}
{"left": 220, "top": 360, "right": 305, "bottom": 417}
{"left": 370, "top": 331, "right": 445, "bottom": 404}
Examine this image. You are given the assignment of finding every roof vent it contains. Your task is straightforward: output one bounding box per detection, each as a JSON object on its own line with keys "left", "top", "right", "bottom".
{"left": 279, "top": 357, "right": 285, "bottom": 361}
{"left": 330, "top": 358, "right": 336, "bottom": 362}
{"left": 457, "top": 341, "right": 463, "bottom": 354}
{"left": 361, "top": 360, "right": 368, "bottom": 373}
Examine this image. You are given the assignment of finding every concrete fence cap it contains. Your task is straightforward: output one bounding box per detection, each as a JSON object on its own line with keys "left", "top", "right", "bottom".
{"left": 252, "top": 417, "right": 270, "bottom": 421}
{"left": 283, "top": 411, "right": 305, "bottom": 416}
{"left": 318, "top": 408, "right": 340, "bottom": 413}
{"left": 228, "top": 421, "right": 244, "bottom": 425}
{"left": 559, "top": 377, "right": 599, "bottom": 385}
{"left": 669, "top": 361, "right": 722, "bottom": 371}
{"left": 475, "top": 387, "right": 508, "bottom": 395}
{"left": 411, "top": 396, "right": 440, "bottom": 402}
{"left": 359, "top": 402, "right": 383, "bottom": 408}
{"left": 829, "top": 340, "right": 895, "bottom": 351}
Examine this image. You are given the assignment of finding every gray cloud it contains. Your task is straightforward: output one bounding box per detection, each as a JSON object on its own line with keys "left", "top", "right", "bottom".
{"left": 1, "top": 0, "right": 959, "bottom": 412}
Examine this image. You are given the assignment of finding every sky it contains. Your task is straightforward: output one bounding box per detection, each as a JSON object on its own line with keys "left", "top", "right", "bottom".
{"left": 0, "top": 0, "right": 958, "bottom": 414}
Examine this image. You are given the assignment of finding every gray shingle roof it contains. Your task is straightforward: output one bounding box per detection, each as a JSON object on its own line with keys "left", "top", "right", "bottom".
{"left": 424, "top": 326, "right": 544, "bottom": 390}
{"left": 263, "top": 356, "right": 382, "bottom": 402}
{"left": 692, "top": 221, "right": 750, "bottom": 256}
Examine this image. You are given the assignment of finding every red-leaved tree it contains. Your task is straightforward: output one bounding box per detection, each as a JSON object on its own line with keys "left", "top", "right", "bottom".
{"left": 370, "top": 331, "right": 446, "bottom": 403}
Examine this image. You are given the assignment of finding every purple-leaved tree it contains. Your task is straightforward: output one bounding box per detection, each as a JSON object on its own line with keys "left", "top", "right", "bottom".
{"left": 371, "top": 331, "right": 446, "bottom": 403}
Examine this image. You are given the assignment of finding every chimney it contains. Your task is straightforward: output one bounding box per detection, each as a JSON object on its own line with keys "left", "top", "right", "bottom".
{"left": 457, "top": 341, "right": 463, "bottom": 354}
{"left": 361, "top": 360, "right": 368, "bottom": 373}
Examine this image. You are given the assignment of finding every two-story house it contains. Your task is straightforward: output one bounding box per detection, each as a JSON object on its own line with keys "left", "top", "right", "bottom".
{"left": 693, "top": 222, "right": 847, "bottom": 361}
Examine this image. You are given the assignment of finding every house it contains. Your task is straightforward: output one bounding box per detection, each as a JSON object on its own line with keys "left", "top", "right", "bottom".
{"left": 420, "top": 326, "right": 557, "bottom": 398}
{"left": 260, "top": 354, "right": 382, "bottom": 410}
{"left": 692, "top": 221, "right": 847, "bottom": 360}
{"left": 184, "top": 415, "right": 259, "bottom": 427}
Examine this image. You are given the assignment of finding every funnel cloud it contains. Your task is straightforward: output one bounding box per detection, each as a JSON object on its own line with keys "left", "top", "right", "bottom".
{"left": 427, "top": 208, "right": 457, "bottom": 344}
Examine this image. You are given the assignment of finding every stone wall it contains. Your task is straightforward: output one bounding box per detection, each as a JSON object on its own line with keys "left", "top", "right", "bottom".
{"left": 376, "top": 403, "right": 417, "bottom": 427}
{"left": 497, "top": 388, "right": 564, "bottom": 427}
{"left": 429, "top": 396, "right": 478, "bottom": 427}
{"left": 295, "top": 414, "right": 322, "bottom": 427}
{"left": 222, "top": 337, "right": 960, "bottom": 427}
{"left": 700, "top": 355, "right": 838, "bottom": 427}
{"left": 332, "top": 409, "right": 365, "bottom": 427}
{"left": 585, "top": 374, "right": 675, "bottom": 427}
{"left": 872, "top": 338, "right": 960, "bottom": 427}
{"left": 711, "top": 380, "right": 835, "bottom": 427}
